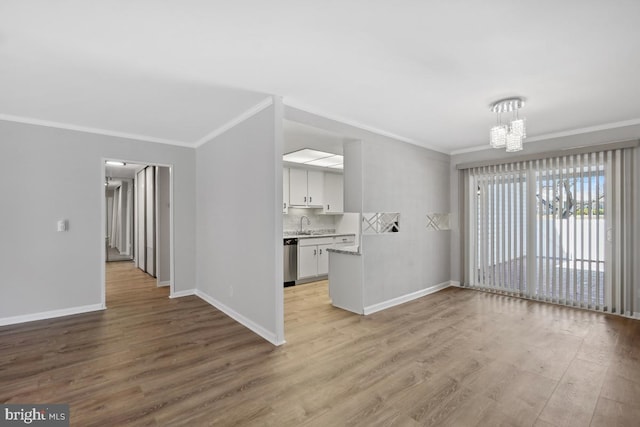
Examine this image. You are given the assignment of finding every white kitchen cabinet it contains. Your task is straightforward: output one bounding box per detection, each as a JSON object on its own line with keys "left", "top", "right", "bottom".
{"left": 283, "top": 167, "right": 290, "bottom": 213}
{"left": 298, "top": 236, "right": 333, "bottom": 279}
{"left": 306, "top": 170, "right": 324, "bottom": 207}
{"left": 323, "top": 172, "right": 343, "bottom": 214}
{"left": 298, "top": 245, "right": 318, "bottom": 279}
{"left": 317, "top": 243, "right": 331, "bottom": 275}
{"left": 333, "top": 235, "right": 355, "bottom": 247}
{"left": 289, "top": 168, "right": 307, "bottom": 206}
{"left": 289, "top": 168, "right": 323, "bottom": 207}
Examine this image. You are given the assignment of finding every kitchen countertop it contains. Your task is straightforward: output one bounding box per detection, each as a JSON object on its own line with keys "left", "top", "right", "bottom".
{"left": 283, "top": 232, "right": 356, "bottom": 239}
{"left": 327, "top": 246, "right": 361, "bottom": 255}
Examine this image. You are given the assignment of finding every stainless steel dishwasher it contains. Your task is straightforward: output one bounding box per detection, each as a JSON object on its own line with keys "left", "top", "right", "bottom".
{"left": 283, "top": 238, "right": 298, "bottom": 286}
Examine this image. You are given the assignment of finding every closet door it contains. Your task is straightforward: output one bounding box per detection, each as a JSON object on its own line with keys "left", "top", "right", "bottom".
{"left": 115, "top": 185, "right": 124, "bottom": 252}
{"left": 156, "top": 167, "right": 171, "bottom": 284}
{"left": 145, "top": 167, "right": 156, "bottom": 276}
{"left": 136, "top": 169, "right": 146, "bottom": 270}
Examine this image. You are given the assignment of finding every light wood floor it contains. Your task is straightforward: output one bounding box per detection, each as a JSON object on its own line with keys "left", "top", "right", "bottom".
{"left": 1, "top": 262, "right": 639, "bottom": 426}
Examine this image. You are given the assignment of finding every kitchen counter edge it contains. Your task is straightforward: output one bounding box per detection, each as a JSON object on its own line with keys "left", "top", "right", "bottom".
{"left": 283, "top": 233, "right": 356, "bottom": 240}
{"left": 327, "top": 246, "right": 361, "bottom": 256}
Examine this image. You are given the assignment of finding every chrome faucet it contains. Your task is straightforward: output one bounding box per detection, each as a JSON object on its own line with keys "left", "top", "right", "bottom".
{"left": 299, "top": 215, "right": 311, "bottom": 234}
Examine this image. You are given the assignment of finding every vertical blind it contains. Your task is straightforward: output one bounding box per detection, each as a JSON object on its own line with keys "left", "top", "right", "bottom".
{"left": 463, "top": 148, "right": 636, "bottom": 316}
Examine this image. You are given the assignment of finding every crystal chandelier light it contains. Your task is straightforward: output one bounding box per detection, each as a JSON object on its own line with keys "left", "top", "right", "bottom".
{"left": 490, "top": 97, "right": 526, "bottom": 152}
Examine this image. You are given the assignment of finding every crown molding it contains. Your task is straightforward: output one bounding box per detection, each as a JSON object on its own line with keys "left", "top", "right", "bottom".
{"left": 449, "top": 144, "right": 494, "bottom": 156}
{"left": 282, "top": 98, "right": 449, "bottom": 155}
{"left": 0, "top": 113, "right": 192, "bottom": 147}
{"left": 523, "top": 118, "right": 640, "bottom": 143}
{"left": 451, "top": 118, "right": 640, "bottom": 156}
{"left": 193, "top": 97, "right": 274, "bottom": 147}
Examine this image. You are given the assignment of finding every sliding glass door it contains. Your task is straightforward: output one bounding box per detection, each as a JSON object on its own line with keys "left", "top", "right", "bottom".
{"left": 465, "top": 148, "right": 634, "bottom": 315}
{"left": 471, "top": 163, "right": 528, "bottom": 296}
{"left": 530, "top": 154, "right": 605, "bottom": 308}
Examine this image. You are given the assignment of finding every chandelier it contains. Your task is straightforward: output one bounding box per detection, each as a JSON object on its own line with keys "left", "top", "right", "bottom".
{"left": 489, "top": 97, "right": 526, "bottom": 152}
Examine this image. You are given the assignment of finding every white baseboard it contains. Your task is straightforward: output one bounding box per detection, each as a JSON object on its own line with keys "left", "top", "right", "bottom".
{"left": 363, "top": 281, "right": 453, "bottom": 315}
{"left": 0, "top": 303, "right": 105, "bottom": 327}
{"left": 157, "top": 281, "right": 170, "bottom": 288}
{"left": 332, "top": 301, "right": 364, "bottom": 315}
{"left": 195, "top": 289, "right": 282, "bottom": 346}
{"left": 170, "top": 289, "right": 195, "bottom": 298}
{"left": 449, "top": 280, "right": 461, "bottom": 287}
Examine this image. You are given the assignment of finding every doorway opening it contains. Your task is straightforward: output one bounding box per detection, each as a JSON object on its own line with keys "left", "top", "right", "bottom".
{"left": 281, "top": 119, "right": 363, "bottom": 341}
{"left": 105, "top": 163, "right": 135, "bottom": 262}
{"left": 102, "top": 159, "right": 174, "bottom": 307}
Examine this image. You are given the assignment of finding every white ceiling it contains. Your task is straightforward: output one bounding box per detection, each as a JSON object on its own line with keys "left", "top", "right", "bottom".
{"left": 105, "top": 162, "right": 145, "bottom": 180}
{"left": 283, "top": 120, "right": 345, "bottom": 155}
{"left": 2, "top": 1, "right": 640, "bottom": 153}
{"left": 105, "top": 162, "right": 145, "bottom": 189}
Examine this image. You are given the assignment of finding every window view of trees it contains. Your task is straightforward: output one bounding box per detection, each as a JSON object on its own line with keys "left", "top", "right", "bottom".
{"left": 537, "top": 173, "right": 605, "bottom": 219}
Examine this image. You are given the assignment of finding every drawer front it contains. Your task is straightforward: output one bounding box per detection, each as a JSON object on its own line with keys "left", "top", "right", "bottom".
{"left": 334, "top": 235, "right": 355, "bottom": 245}
{"left": 299, "top": 236, "right": 335, "bottom": 247}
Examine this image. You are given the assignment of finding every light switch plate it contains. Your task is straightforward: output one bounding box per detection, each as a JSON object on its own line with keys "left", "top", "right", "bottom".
{"left": 57, "top": 219, "right": 68, "bottom": 232}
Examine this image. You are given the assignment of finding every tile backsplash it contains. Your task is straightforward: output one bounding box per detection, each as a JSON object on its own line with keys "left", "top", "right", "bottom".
{"left": 283, "top": 208, "right": 337, "bottom": 233}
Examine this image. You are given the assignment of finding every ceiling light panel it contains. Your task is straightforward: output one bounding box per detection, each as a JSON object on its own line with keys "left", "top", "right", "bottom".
{"left": 283, "top": 149, "right": 334, "bottom": 163}
{"left": 305, "top": 155, "right": 343, "bottom": 167}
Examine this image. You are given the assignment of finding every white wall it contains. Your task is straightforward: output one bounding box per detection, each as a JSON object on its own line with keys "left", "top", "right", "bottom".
{"left": 335, "top": 213, "right": 360, "bottom": 244}
{"left": 285, "top": 107, "right": 452, "bottom": 309}
{"left": 635, "top": 146, "right": 640, "bottom": 314}
{"left": 344, "top": 139, "right": 363, "bottom": 213}
{"left": 359, "top": 138, "right": 451, "bottom": 306}
{"left": 195, "top": 99, "right": 284, "bottom": 344}
{"left": 106, "top": 189, "right": 114, "bottom": 242}
{"left": 0, "top": 120, "right": 196, "bottom": 321}
{"left": 157, "top": 167, "right": 171, "bottom": 284}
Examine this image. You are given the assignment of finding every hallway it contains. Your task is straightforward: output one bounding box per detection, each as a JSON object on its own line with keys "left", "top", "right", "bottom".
{"left": 106, "top": 247, "right": 133, "bottom": 262}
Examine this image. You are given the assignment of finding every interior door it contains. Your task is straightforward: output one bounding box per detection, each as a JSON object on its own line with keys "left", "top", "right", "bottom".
{"left": 145, "top": 167, "right": 156, "bottom": 276}
{"left": 136, "top": 169, "right": 146, "bottom": 270}
{"left": 125, "top": 180, "right": 133, "bottom": 256}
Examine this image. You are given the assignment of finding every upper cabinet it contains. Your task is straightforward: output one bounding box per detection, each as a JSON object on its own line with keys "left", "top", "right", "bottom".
{"left": 307, "top": 170, "right": 324, "bottom": 206}
{"left": 289, "top": 169, "right": 323, "bottom": 207}
{"left": 323, "top": 172, "right": 344, "bottom": 214}
{"left": 283, "top": 168, "right": 290, "bottom": 213}
{"left": 285, "top": 167, "right": 343, "bottom": 213}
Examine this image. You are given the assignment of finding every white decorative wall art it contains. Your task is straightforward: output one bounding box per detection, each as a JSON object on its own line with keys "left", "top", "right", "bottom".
{"left": 362, "top": 213, "right": 400, "bottom": 234}
{"left": 425, "top": 213, "right": 451, "bottom": 231}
